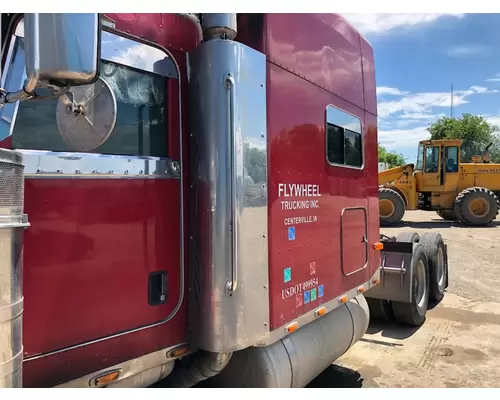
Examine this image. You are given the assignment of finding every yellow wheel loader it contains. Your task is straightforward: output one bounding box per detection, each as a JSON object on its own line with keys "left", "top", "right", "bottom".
{"left": 379, "top": 139, "right": 500, "bottom": 226}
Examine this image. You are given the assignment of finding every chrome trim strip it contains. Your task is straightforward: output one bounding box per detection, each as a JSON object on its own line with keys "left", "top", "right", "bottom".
{"left": 256, "top": 268, "right": 380, "bottom": 347}
{"left": 23, "top": 28, "right": 186, "bottom": 361}
{"left": 54, "top": 343, "right": 193, "bottom": 388}
{"left": 225, "top": 74, "right": 238, "bottom": 293}
{"left": 20, "top": 150, "right": 180, "bottom": 179}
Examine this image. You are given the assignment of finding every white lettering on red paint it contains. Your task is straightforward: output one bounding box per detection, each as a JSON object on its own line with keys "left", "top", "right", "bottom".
{"left": 278, "top": 183, "right": 321, "bottom": 198}
{"left": 283, "top": 216, "right": 318, "bottom": 225}
{"left": 280, "top": 201, "right": 320, "bottom": 210}
{"left": 281, "top": 277, "right": 319, "bottom": 299}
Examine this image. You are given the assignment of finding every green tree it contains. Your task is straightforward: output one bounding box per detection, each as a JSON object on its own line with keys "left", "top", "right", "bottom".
{"left": 427, "top": 113, "right": 500, "bottom": 162}
{"left": 378, "top": 144, "right": 406, "bottom": 168}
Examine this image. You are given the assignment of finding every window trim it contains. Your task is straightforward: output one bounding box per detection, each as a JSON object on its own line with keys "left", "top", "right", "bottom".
{"left": 444, "top": 145, "right": 459, "bottom": 174}
{"left": 325, "top": 104, "right": 364, "bottom": 170}
{"left": 423, "top": 145, "right": 440, "bottom": 174}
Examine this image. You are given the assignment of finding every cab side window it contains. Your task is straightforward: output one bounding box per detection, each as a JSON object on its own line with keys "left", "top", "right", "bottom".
{"left": 7, "top": 28, "right": 178, "bottom": 159}
{"left": 326, "top": 105, "right": 363, "bottom": 168}
{"left": 424, "top": 146, "right": 440, "bottom": 173}
{"left": 445, "top": 146, "right": 459, "bottom": 173}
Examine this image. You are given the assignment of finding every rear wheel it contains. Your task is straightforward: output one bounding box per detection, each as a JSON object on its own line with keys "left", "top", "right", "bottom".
{"left": 391, "top": 244, "right": 429, "bottom": 326}
{"left": 419, "top": 232, "right": 447, "bottom": 303}
{"left": 379, "top": 188, "right": 405, "bottom": 226}
{"left": 396, "top": 231, "right": 420, "bottom": 243}
{"left": 455, "top": 187, "right": 499, "bottom": 226}
{"left": 436, "top": 210, "right": 457, "bottom": 221}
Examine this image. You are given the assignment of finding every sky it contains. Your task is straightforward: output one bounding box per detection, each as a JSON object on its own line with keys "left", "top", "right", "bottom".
{"left": 341, "top": 13, "right": 500, "bottom": 163}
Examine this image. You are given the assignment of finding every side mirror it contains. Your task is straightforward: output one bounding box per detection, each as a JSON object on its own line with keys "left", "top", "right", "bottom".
{"left": 23, "top": 13, "right": 101, "bottom": 93}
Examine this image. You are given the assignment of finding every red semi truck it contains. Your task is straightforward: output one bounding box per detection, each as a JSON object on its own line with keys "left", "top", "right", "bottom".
{"left": 0, "top": 13, "right": 449, "bottom": 388}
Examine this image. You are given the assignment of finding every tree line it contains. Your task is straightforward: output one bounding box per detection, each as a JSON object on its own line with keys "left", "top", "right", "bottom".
{"left": 379, "top": 113, "right": 500, "bottom": 168}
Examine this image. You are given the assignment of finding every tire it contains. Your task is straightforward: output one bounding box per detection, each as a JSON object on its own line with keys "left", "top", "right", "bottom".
{"left": 453, "top": 198, "right": 463, "bottom": 222}
{"left": 455, "top": 187, "right": 500, "bottom": 226}
{"left": 366, "top": 297, "right": 394, "bottom": 323}
{"left": 379, "top": 188, "right": 405, "bottom": 226}
{"left": 436, "top": 210, "right": 457, "bottom": 221}
{"left": 396, "top": 231, "right": 420, "bottom": 243}
{"left": 391, "top": 243, "right": 430, "bottom": 326}
{"left": 419, "top": 232, "right": 447, "bottom": 303}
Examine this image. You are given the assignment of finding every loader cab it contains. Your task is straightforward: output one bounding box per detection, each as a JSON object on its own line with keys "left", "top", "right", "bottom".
{"left": 415, "top": 140, "right": 462, "bottom": 192}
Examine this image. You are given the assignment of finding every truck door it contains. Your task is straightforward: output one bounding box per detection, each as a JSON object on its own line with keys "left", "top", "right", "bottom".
{"left": 422, "top": 145, "right": 442, "bottom": 191}
{"left": 0, "top": 23, "right": 185, "bottom": 357}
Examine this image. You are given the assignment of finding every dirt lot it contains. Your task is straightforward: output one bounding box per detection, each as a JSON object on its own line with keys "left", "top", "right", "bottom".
{"left": 308, "top": 210, "right": 500, "bottom": 388}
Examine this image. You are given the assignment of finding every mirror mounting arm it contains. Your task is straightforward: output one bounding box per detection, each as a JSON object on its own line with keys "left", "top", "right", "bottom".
{"left": 0, "top": 84, "right": 70, "bottom": 108}
{"left": 0, "top": 86, "right": 34, "bottom": 106}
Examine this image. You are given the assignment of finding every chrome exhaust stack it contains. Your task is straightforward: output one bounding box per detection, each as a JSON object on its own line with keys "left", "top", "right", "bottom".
{"left": 0, "top": 149, "right": 29, "bottom": 388}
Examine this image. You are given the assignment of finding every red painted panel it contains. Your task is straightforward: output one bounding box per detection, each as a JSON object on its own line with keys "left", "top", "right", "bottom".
{"left": 23, "top": 179, "right": 181, "bottom": 355}
{"left": 23, "top": 308, "right": 186, "bottom": 387}
{"left": 360, "top": 36, "right": 378, "bottom": 116}
{"left": 265, "top": 13, "right": 364, "bottom": 111}
{"left": 341, "top": 208, "right": 368, "bottom": 276}
{"left": 105, "top": 13, "right": 202, "bottom": 53}
{"left": 266, "top": 58, "right": 379, "bottom": 329}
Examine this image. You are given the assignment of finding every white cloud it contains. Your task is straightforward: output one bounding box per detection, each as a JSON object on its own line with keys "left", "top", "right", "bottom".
{"left": 376, "top": 86, "right": 408, "bottom": 96}
{"left": 377, "top": 85, "right": 498, "bottom": 119}
{"left": 399, "top": 112, "right": 446, "bottom": 120}
{"left": 486, "top": 73, "right": 500, "bottom": 82}
{"left": 448, "top": 45, "right": 491, "bottom": 57}
{"left": 341, "top": 13, "right": 464, "bottom": 36}
{"left": 379, "top": 125, "right": 430, "bottom": 158}
{"left": 485, "top": 116, "right": 500, "bottom": 128}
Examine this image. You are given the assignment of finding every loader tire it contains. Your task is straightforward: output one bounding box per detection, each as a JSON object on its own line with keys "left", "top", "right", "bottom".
{"left": 396, "top": 231, "right": 420, "bottom": 243}
{"left": 366, "top": 297, "right": 394, "bottom": 323}
{"left": 436, "top": 210, "right": 457, "bottom": 221}
{"left": 453, "top": 199, "right": 463, "bottom": 222}
{"left": 455, "top": 187, "right": 499, "bottom": 226}
{"left": 419, "top": 232, "right": 447, "bottom": 303}
{"left": 391, "top": 244, "right": 429, "bottom": 326}
{"left": 379, "top": 188, "right": 405, "bottom": 226}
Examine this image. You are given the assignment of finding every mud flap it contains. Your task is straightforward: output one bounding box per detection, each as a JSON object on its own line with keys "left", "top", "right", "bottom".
{"left": 364, "top": 241, "right": 415, "bottom": 303}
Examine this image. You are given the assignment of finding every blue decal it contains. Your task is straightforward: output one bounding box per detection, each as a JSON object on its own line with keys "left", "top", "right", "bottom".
{"left": 318, "top": 285, "right": 324, "bottom": 298}
{"left": 284, "top": 267, "right": 292, "bottom": 283}
{"left": 304, "top": 290, "right": 311, "bottom": 304}
{"left": 288, "top": 226, "right": 296, "bottom": 241}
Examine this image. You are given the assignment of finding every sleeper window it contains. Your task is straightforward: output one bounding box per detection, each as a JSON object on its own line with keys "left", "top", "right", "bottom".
{"left": 326, "top": 106, "right": 363, "bottom": 168}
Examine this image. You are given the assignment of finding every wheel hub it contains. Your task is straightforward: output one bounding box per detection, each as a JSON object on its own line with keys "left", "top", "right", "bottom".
{"left": 436, "top": 246, "right": 445, "bottom": 289}
{"left": 468, "top": 197, "right": 490, "bottom": 218}
{"left": 380, "top": 199, "right": 395, "bottom": 218}
{"left": 414, "top": 259, "right": 427, "bottom": 311}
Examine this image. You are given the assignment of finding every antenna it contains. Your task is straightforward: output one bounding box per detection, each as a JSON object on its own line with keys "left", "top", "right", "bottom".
{"left": 450, "top": 83, "right": 454, "bottom": 118}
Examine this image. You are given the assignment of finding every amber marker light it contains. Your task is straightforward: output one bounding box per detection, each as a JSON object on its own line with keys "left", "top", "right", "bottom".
{"left": 315, "top": 307, "right": 327, "bottom": 317}
{"left": 372, "top": 278, "right": 380, "bottom": 285}
{"left": 285, "top": 321, "right": 299, "bottom": 333}
{"left": 373, "top": 242, "right": 384, "bottom": 251}
{"left": 357, "top": 285, "right": 365, "bottom": 293}
{"left": 92, "top": 370, "right": 121, "bottom": 387}
{"left": 339, "top": 295, "right": 348, "bottom": 304}
{"left": 167, "top": 344, "right": 191, "bottom": 359}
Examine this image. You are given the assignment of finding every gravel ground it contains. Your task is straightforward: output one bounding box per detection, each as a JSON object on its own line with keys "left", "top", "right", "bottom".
{"left": 307, "top": 210, "right": 500, "bottom": 388}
